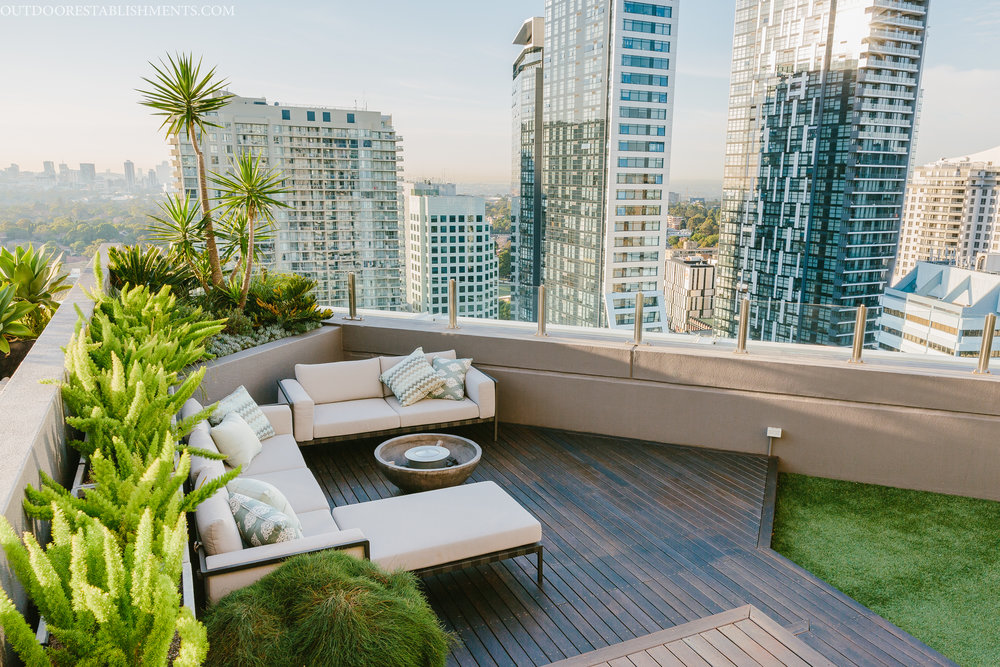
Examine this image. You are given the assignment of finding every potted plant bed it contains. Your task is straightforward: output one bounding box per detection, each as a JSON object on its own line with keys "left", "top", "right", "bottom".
{"left": 0, "top": 338, "right": 35, "bottom": 379}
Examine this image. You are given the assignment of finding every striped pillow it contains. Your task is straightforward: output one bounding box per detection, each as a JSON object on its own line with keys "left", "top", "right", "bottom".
{"left": 379, "top": 347, "right": 446, "bottom": 407}
{"left": 209, "top": 385, "right": 275, "bottom": 441}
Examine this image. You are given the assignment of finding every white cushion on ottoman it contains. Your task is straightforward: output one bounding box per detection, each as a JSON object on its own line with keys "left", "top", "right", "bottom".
{"left": 331, "top": 481, "right": 542, "bottom": 571}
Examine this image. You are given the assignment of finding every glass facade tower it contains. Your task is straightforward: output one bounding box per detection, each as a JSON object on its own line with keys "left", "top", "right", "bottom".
{"left": 541, "top": 0, "right": 677, "bottom": 331}
{"left": 715, "top": 0, "right": 929, "bottom": 345}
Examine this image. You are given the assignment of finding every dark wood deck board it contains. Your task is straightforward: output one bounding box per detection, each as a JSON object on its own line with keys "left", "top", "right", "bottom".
{"left": 304, "top": 424, "right": 955, "bottom": 667}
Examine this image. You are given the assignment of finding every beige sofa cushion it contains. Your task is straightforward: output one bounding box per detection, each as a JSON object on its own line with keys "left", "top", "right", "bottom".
{"left": 295, "top": 358, "right": 383, "bottom": 404}
{"left": 187, "top": 421, "right": 220, "bottom": 485}
{"left": 384, "top": 396, "right": 480, "bottom": 428}
{"left": 312, "top": 398, "right": 400, "bottom": 439}
{"left": 380, "top": 350, "right": 456, "bottom": 397}
{"left": 244, "top": 468, "right": 330, "bottom": 515}
{"left": 332, "top": 481, "right": 542, "bottom": 572}
{"left": 296, "top": 509, "right": 340, "bottom": 537}
{"left": 224, "top": 434, "right": 305, "bottom": 477}
{"left": 195, "top": 487, "right": 244, "bottom": 556}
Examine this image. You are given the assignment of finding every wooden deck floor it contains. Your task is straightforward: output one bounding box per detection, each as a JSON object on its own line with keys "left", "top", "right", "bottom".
{"left": 304, "top": 424, "right": 954, "bottom": 667}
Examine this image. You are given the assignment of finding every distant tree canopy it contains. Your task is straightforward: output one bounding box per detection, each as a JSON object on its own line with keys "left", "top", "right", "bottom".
{"left": 497, "top": 243, "right": 511, "bottom": 281}
{"left": 487, "top": 197, "right": 511, "bottom": 234}
{"left": 668, "top": 201, "right": 721, "bottom": 248}
{"left": 0, "top": 190, "right": 159, "bottom": 257}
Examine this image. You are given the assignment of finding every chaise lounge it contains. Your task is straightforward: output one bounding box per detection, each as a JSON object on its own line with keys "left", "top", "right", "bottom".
{"left": 182, "top": 397, "right": 540, "bottom": 604}
{"left": 277, "top": 350, "right": 498, "bottom": 445}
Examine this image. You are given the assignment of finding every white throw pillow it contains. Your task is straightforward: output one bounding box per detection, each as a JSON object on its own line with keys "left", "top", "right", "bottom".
{"left": 209, "top": 412, "right": 263, "bottom": 469}
{"left": 227, "top": 477, "right": 302, "bottom": 534}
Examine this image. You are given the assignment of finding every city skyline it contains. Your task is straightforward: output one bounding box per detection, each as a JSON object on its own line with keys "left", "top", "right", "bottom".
{"left": 0, "top": 0, "right": 996, "bottom": 187}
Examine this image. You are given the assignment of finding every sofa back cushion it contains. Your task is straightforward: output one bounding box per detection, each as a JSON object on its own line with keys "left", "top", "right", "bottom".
{"left": 379, "top": 349, "right": 456, "bottom": 397}
{"left": 195, "top": 486, "right": 243, "bottom": 556}
{"left": 295, "top": 357, "right": 383, "bottom": 404}
{"left": 187, "top": 421, "right": 220, "bottom": 485}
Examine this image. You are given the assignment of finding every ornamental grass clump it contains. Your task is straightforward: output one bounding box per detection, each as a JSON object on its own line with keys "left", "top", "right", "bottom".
{"left": 204, "top": 550, "right": 451, "bottom": 667}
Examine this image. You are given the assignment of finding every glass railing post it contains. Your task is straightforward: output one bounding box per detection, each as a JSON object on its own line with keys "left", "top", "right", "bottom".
{"left": 632, "top": 291, "right": 644, "bottom": 345}
{"left": 447, "top": 279, "right": 459, "bottom": 330}
{"left": 974, "top": 312, "right": 996, "bottom": 375}
{"left": 849, "top": 304, "right": 867, "bottom": 364}
{"left": 344, "top": 272, "right": 361, "bottom": 321}
{"left": 535, "top": 285, "right": 548, "bottom": 337}
{"left": 735, "top": 298, "right": 750, "bottom": 354}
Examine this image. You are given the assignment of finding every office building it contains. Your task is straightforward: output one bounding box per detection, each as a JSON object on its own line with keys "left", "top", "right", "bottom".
{"left": 542, "top": 0, "right": 677, "bottom": 332}
{"left": 663, "top": 254, "right": 715, "bottom": 333}
{"left": 172, "top": 94, "right": 404, "bottom": 309}
{"left": 42, "top": 161, "right": 55, "bottom": 176}
{"left": 79, "top": 163, "right": 96, "bottom": 183}
{"left": 893, "top": 145, "right": 1000, "bottom": 284}
{"left": 715, "top": 0, "right": 928, "bottom": 346}
{"left": 877, "top": 261, "right": 1000, "bottom": 358}
{"left": 124, "top": 160, "right": 136, "bottom": 191}
{"left": 402, "top": 182, "right": 498, "bottom": 318}
{"left": 511, "top": 16, "right": 545, "bottom": 322}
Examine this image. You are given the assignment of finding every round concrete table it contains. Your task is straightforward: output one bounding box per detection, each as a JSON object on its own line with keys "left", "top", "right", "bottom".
{"left": 375, "top": 433, "right": 481, "bottom": 493}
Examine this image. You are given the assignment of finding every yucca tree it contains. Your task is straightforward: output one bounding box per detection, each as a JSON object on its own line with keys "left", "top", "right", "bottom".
{"left": 147, "top": 194, "right": 210, "bottom": 292}
{"left": 0, "top": 243, "right": 70, "bottom": 335}
{"left": 217, "top": 210, "right": 275, "bottom": 282}
{"left": 210, "top": 152, "right": 289, "bottom": 308}
{"left": 138, "top": 53, "right": 232, "bottom": 287}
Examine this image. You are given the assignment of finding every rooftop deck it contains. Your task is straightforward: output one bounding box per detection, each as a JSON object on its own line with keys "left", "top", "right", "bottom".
{"left": 304, "top": 423, "right": 954, "bottom": 667}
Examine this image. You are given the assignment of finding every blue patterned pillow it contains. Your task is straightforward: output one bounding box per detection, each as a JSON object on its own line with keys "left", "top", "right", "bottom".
{"left": 428, "top": 358, "right": 473, "bottom": 401}
{"left": 228, "top": 492, "right": 302, "bottom": 547}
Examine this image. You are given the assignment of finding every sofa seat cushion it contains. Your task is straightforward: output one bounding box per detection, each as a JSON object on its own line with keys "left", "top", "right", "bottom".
{"left": 243, "top": 468, "right": 330, "bottom": 515}
{"left": 196, "top": 488, "right": 244, "bottom": 556}
{"left": 312, "top": 398, "right": 400, "bottom": 439}
{"left": 296, "top": 357, "right": 383, "bottom": 404}
{"left": 385, "top": 396, "right": 480, "bottom": 428}
{"left": 297, "top": 509, "right": 340, "bottom": 537}
{"left": 224, "top": 434, "right": 305, "bottom": 477}
{"left": 331, "top": 481, "right": 542, "bottom": 572}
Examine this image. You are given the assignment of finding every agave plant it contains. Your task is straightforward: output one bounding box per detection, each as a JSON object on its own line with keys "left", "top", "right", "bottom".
{"left": 0, "top": 244, "right": 71, "bottom": 335}
{"left": 0, "top": 284, "right": 35, "bottom": 355}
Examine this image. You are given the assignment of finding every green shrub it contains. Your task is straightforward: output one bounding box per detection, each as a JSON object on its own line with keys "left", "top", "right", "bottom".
{"left": 0, "top": 243, "right": 71, "bottom": 335}
{"left": 204, "top": 550, "right": 450, "bottom": 667}
{"left": 107, "top": 244, "right": 194, "bottom": 295}
{"left": 0, "top": 284, "right": 35, "bottom": 355}
{"left": 250, "top": 272, "right": 332, "bottom": 333}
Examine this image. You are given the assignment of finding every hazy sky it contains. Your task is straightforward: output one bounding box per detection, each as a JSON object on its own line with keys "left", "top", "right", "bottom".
{"left": 0, "top": 0, "right": 997, "bottom": 187}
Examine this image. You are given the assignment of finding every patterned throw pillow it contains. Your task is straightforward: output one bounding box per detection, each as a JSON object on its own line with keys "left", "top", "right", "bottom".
{"left": 379, "top": 347, "right": 446, "bottom": 407}
{"left": 428, "top": 358, "right": 473, "bottom": 401}
{"left": 228, "top": 492, "right": 302, "bottom": 547}
{"left": 209, "top": 385, "right": 275, "bottom": 441}
{"left": 227, "top": 477, "right": 302, "bottom": 534}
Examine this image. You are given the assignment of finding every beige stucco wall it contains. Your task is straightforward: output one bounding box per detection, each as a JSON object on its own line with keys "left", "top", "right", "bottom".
{"left": 334, "top": 313, "right": 1000, "bottom": 501}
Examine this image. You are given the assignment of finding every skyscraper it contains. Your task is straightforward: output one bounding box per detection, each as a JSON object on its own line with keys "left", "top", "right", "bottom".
{"left": 172, "top": 94, "right": 404, "bottom": 309}
{"left": 715, "top": 0, "right": 929, "bottom": 346}
{"left": 124, "top": 160, "right": 136, "bottom": 191}
{"left": 541, "top": 0, "right": 677, "bottom": 331}
{"left": 79, "top": 163, "right": 96, "bottom": 183}
{"left": 511, "top": 16, "right": 545, "bottom": 322}
{"left": 893, "top": 145, "right": 1000, "bottom": 284}
{"left": 402, "top": 182, "right": 499, "bottom": 319}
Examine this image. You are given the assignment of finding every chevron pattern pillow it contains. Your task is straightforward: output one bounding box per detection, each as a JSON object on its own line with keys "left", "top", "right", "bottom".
{"left": 209, "top": 385, "right": 275, "bottom": 441}
{"left": 428, "top": 357, "right": 473, "bottom": 401}
{"left": 379, "top": 347, "right": 446, "bottom": 407}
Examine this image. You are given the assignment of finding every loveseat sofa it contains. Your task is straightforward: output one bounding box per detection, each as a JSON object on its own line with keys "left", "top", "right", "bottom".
{"left": 277, "top": 350, "right": 497, "bottom": 445}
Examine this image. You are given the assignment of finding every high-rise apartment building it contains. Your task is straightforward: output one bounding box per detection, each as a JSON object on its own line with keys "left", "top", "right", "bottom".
{"left": 124, "top": 160, "right": 136, "bottom": 191}
{"left": 541, "top": 0, "right": 677, "bottom": 332}
{"left": 715, "top": 0, "right": 928, "bottom": 346}
{"left": 511, "top": 16, "right": 545, "bottom": 322}
{"left": 402, "top": 182, "right": 498, "bottom": 319}
{"left": 663, "top": 254, "right": 715, "bottom": 333}
{"left": 877, "top": 261, "right": 1000, "bottom": 358}
{"left": 893, "top": 145, "right": 1000, "bottom": 284}
{"left": 172, "top": 94, "right": 404, "bottom": 309}
{"left": 79, "top": 163, "right": 96, "bottom": 183}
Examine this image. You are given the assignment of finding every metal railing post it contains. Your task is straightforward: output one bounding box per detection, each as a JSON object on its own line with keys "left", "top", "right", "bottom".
{"left": 447, "top": 279, "right": 459, "bottom": 329}
{"left": 849, "top": 304, "right": 867, "bottom": 364}
{"left": 974, "top": 312, "right": 996, "bottom": 374}
{"left": 632, "top": 291, "right": 644, "bottom": 345}
{"left": 535, "top": 285, "right": 547, "bottom": 337}
{"left": 735, "top": 297, "right": 750, "bottom": 354}
{"left": 343, "top": 272, "right": 361, "bottom": 320}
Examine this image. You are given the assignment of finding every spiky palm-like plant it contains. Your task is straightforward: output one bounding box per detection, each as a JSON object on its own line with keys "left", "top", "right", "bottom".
{"left": 216, "top": 211, "right": 275, "bottom": 282}
{"left": 0, "top": 244, "right": 70, "bottom": 336}
{"left": 147, "top": 194, "right": 210, "bottom": 292}
{"left": 210, "top": 152, "right": 289, "bottom": 308}
{"left": 138, "top": 53, "right": 232, "bottom": 287}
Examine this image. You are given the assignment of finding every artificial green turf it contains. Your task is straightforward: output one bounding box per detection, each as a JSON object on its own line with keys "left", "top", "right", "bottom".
{"left": 772, "top": 473, "right": 1000, "bottom": 667}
